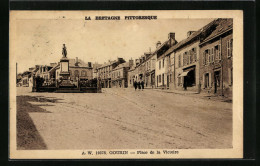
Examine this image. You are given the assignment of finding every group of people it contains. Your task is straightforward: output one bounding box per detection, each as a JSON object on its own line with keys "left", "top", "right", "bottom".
{"left": 133, "top": 78, "right": 145, "bottom": 91}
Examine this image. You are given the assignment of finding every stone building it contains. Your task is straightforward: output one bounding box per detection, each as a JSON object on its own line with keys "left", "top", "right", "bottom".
{"left": 54, "top": 57, "right": 93, "bottom": 82}
{"left": 127, "top": 52, "right": 156, "bottom": 89}
{"left": 173, "top": 20, "right": 217, "bottom": 92}
{"left": 155, "top": 32, "right": 177, "bottom": 88}
{"left": 111, "top": 60, "right": 133, "bottom": 88}
{"left": 199, "top": 18, "right": 233, "bottom": 97}
{"left": 92, "top": 63, "right": 102, "bottom": 79}
{"left": 97, "top": 58, "right": 126, "bottom": 88}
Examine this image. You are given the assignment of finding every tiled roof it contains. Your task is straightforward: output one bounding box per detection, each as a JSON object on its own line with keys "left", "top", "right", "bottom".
{"left": 172, "top": 19, "right": 218, "bottom": 51}
{"left": 68, "top": 59, "right": 90, "bottom": 67}
{"left": 159, "top": 19, "right": 220, "bottom": 57}
{"left": 201, "top": 18, "right": 233, "bottom": 44}
{"left": 112, "top": 62, "right": 130, "bottom": 71}
{"left": 98, "top": 60, "right": 118, "bottom": 69}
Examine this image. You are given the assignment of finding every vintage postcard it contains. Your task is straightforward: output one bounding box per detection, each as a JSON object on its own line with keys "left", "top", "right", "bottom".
{"left": 9, "top": 10, "right": 243, "bottom": 159}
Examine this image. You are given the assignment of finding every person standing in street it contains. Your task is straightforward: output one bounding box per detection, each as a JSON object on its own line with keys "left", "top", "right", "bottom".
{"left": 141, "top": 80, "right": 144, "bottom": 90}
{"left": 134, "top": 80, "right": 137, "bottom": 91}
{"left": 137, "top": 80, "right": 141, "bottom": 90}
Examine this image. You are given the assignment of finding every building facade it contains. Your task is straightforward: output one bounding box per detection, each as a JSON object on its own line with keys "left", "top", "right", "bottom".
{"left": 111, "top": 61, "right": 132, "bottom": 88}
{"left": 173, "top": 20, "right": 218, "bottom": 92}
{"left": 155, "top": 32, "right": 177, "bottom": 88}
{"left": 97, "top": 58, "right": 126, "bottom": 88}
{"left": 199, "top": 18, "right": 233, "bottom": 97}
{"left": 127, "top": 53, "right": 156, "bottom": 89}
{"left": 54, "top": 57, "right": 93, "bottom": 82}
{"left": 174, "top": 41, "right": 200, "bottom": 92}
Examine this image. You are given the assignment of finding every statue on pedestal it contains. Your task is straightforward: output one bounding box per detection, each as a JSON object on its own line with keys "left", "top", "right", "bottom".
{"left": 62, "top": 44, "right": 67, "bottom": 58}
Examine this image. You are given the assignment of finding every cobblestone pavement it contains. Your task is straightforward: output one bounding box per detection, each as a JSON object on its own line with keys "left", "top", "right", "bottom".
{"left": 16, "top": 87, "right": 232, "bottom": 150}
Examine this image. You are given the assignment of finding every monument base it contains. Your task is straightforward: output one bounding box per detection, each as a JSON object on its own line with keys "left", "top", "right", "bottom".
{"left": 59, "top": 79, "right": 75, "bottom": 87}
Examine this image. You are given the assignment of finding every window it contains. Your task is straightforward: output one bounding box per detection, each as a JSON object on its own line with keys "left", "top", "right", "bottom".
{"left": 162, "top": 59, "right": 165, "bottom": 68}
{"left": 183, "top": 52, "right": 187, "bottom": 66}
{"left": 74, "top": 70, "right": 79, "bottom": 80}
{"left": 193, "top": 47, "right": 197, "bottom": 62}
{"left": 204, "top": 49, "right": 209, "bottom": 65}
{"left": 159, "top": 61, "right": 161, "bottom": 69}
{"left": 159, "top": 75, "right": 161, "bottom": 83}
{"left": 189, "top": 50, "right": 193, "bottom": 64}
{"left": 214, "top": 45, "right": 220, "bottom": 61}
{"left": 205, "top": 73, "right": 209, "bottom": 88}
{"left": 81, "top": 70, "right": 86, "bottom": 76}
{"left": 227, "top": 39, "right": 233, "bottom": 58}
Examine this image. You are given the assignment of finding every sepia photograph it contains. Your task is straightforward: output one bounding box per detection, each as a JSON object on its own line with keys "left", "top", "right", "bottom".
{"left": 9, "top": 10, "right": 243, "bottom": 159}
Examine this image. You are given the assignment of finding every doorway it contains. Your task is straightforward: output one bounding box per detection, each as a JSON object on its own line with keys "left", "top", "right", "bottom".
{"left": 162, "top": 74, "right": 164, "bottom": 86}
{"left": 214, "top": 71, "right": 220, "bottom": 93}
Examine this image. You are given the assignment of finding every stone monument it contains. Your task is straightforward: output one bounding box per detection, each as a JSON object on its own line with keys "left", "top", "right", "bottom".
{"left": 58, "top": 44, "right": 74, "bottom": 87}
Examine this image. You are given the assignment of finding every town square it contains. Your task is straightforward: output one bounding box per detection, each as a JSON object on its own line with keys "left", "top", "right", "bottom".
{"left": 17, "top": 86, "right": 232, "bottom": 150}
{"left": 13, "top": 13, "right": 235, "bottom": 151}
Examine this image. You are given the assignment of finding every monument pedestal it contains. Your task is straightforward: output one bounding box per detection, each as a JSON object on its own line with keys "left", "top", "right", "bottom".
{"left": 58, "top": 57, "right": 75, "bottom": 88}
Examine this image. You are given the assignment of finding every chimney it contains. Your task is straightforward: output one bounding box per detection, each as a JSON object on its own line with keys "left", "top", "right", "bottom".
{"left": 135, "top": 59, "right": 140, "bottom": 66}
{"left": 168, "top": 32, "right": 176, "bottom": 46}
{"left": 156, "top": 41, "right": 161, "bottom": 48}
{"left": 75, "top": 57, "right": 79, "bottom": 66}
{"left": 187, "top": 31, "right": 195, "bottom": 38}
{"left": 168, "top": 32, "right": 175, "bottom": 40}
{"left": 129, "top": 58, "right": 134, "bottom": 68}
{"left": 88, "top": 62, "right": 92, "bottom": 68}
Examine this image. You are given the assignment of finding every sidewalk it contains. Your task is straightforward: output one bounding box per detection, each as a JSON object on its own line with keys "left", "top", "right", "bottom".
{"left": 152, "top": 88, "right": 198, "bottom": 95}
{"left": 150, "top": 88, "right": 232, "bottom": 103}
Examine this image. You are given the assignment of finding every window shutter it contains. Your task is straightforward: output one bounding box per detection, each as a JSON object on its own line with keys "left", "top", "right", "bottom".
{"left": 209, "top": 72, "right": 212, "bottom": 87}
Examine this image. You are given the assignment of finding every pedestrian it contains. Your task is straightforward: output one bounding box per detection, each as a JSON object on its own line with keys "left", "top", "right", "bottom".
{"left": 134, "top": 81, "right": 137, "bottom": 91}
{"left": 141, "top": 81, "right": 144, "bottom": 90}
{"left": 137, "top": 81, "right": 141, "bottom": 90}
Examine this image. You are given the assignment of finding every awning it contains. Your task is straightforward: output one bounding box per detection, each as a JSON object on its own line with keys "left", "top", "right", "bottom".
{"left": 178, "top": 71, "right": 189, "bottom": 77}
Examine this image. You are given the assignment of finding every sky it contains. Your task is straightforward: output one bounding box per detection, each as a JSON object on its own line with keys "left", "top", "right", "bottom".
{"left": 13, "top": 16, "right": 214, "bottom": 73}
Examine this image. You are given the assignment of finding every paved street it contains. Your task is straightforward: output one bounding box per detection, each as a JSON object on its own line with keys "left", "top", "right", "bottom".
{"left": 16, "top": 87, "right": 232, "bottom": 150}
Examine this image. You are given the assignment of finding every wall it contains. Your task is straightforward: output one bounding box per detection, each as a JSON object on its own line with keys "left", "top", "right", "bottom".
{"left": 199, "top": 31, "right": 233, "bottom": 97}
{"left": 111, "top": 67, "right": 129, "bottom": 88}
{"left": 174, "top": 41, "right": 200, "bottom": 91}
{"left": 155, "top": 56, "right": 168, "bottom": 88}
{"left": 168, "top": 52, "right": 175, "bottom": 90}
